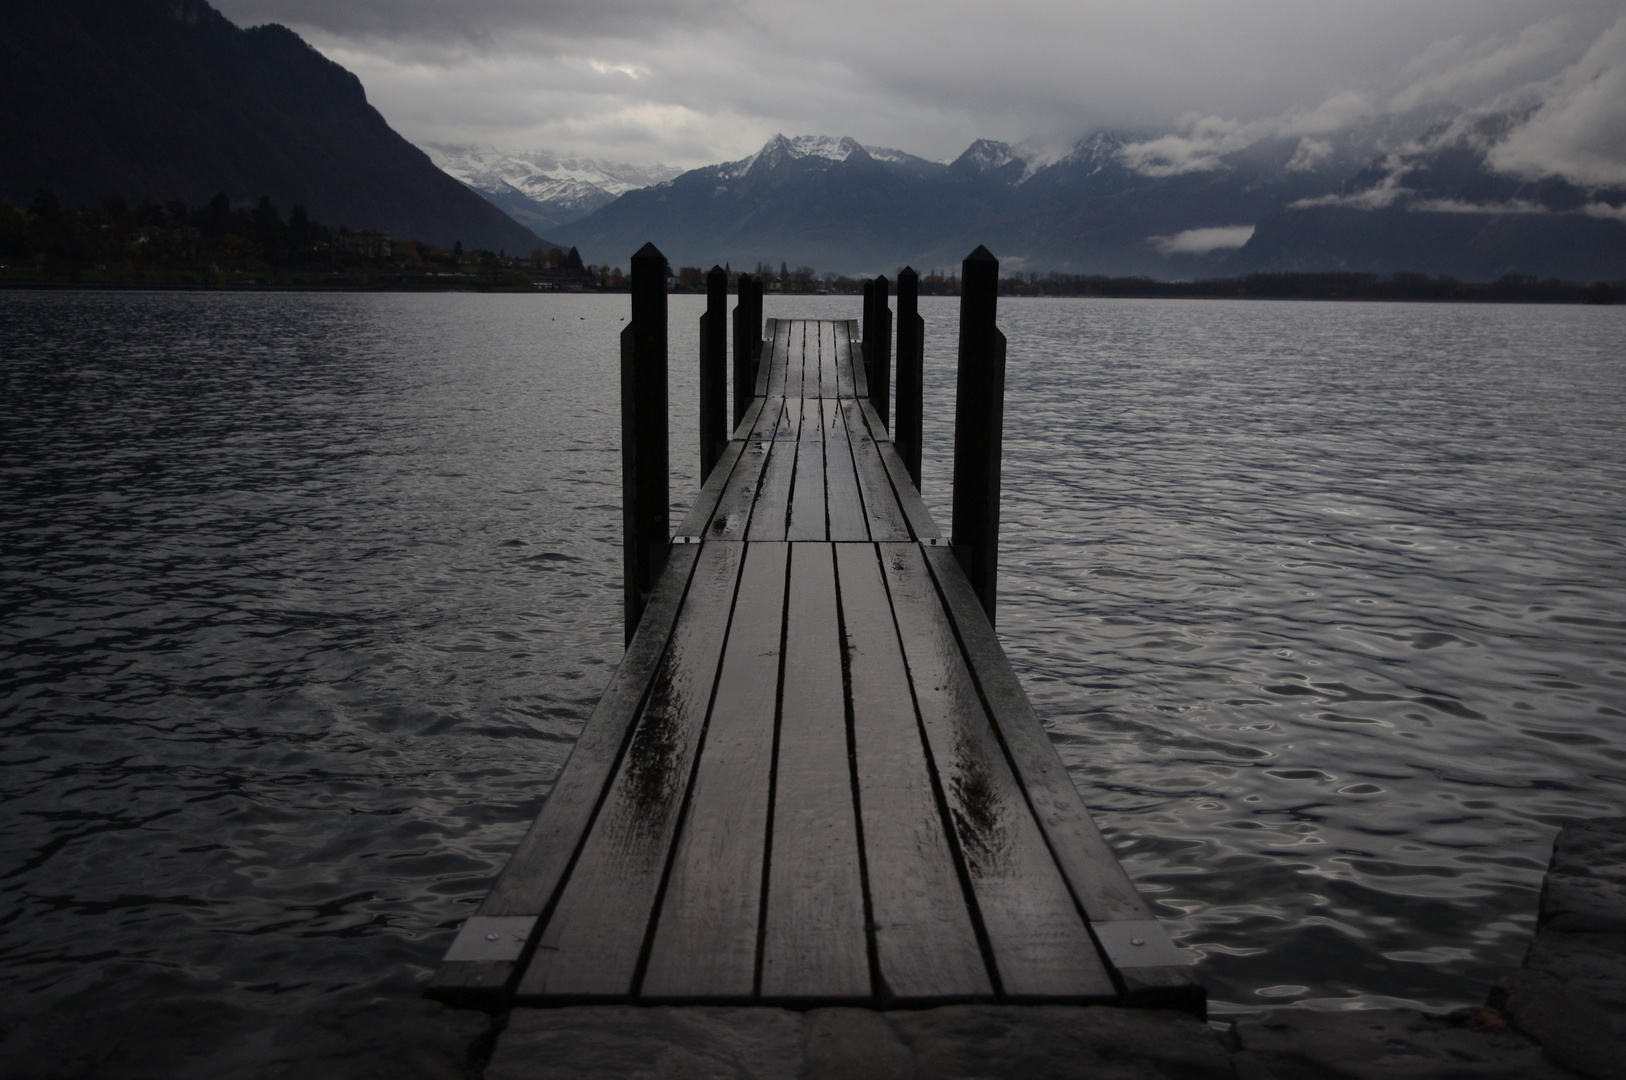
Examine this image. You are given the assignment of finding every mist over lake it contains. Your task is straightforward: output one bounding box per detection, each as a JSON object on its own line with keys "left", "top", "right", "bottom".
{"left": 2, "top": 290, "right": 1623, "bottom": 1017}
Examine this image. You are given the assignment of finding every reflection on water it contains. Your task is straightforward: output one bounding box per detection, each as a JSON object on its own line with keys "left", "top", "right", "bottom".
{"left": 3, "top": 290, "right": 1624, "bottom": 1017}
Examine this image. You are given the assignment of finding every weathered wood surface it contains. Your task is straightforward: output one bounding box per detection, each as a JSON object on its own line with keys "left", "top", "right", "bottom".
{"left": 431, "top": 319, "right": 1199, "bottom": 1013}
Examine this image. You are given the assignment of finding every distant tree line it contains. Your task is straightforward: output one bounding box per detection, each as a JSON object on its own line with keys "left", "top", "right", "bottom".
{"left": 998, "top": 270, "right": 1619, "bottom": 304}
{"left": 668, "top": 264, "right": 1616, "bottom": 303}
{"left": 5, "top": 195, "right": 1617, "bottom": 303}
{"left": 2, "top": 188, "right": 348, "bottom": 281}
{"left": 670, "top": 261, "right": 831, "bottom": 294}
{"left": 0, "top": 188, "right": 600, "bottom": 291}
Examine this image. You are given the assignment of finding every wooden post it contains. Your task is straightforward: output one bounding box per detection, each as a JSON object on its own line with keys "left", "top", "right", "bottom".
{"left": 748, "top": 274, "right": 764, "bottom": 362}
{"left": 700, "top": 265, "right": 728, "bottom": 480}
{"left": 733, "top": 273, "right": 754, "bottom": 427}
{"left": 623, "top": 242, "right": 669, "bottom": 644}
{"left": 895, "top": 266, "right": 924, "bottom": 488}
{"left": 950, "top": 246, "right": 1005, "bottom": 625}
{"left": 869, "top": 275, "right": 892, "bottom": 430}
{"left": 860, "top": 278, "right": 874, "bottom": 382}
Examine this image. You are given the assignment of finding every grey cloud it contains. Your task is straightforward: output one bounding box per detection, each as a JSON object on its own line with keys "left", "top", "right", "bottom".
{"left": 213, "top": 0, "right": 738, "bottom": 46}
{"left": 1488, "top": 15, "right": 1626, "bottom": 187}
{"left": 1388, "top": 19, "right": 1568, "bottom": 112}
{"left": 215, "top": 0, "right": 1626, "bottom": 174}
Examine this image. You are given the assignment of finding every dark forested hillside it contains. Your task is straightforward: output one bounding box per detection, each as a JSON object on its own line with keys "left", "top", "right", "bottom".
{"left": 0, "top": 0, "right": 545, "bottom": 252}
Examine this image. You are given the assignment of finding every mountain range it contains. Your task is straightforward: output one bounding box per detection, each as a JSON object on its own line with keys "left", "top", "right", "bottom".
{"left": 544, "top": 122, "right": 1626, "bottom": 281}
{"left": 5, "top": 0, "right": 1620, "bottom": 281}
{"left": 423, "top": 145, "right": 682, "bottom": 236}
{"left": 0, "top": 0, "right": 547, "bottom": 253}
{"left": 1232, "top": 110, "right": 1626, "bottom": 281}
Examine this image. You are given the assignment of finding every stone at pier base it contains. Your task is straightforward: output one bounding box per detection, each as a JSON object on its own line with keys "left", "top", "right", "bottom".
{"left": 1232, "top": 1007, "right": 1571, "bottom": 1079}
{"left": 0, "top": 996, "right": 490, "bottom": 1080}
{"left": 1489, "top": 816, "right": 1626, "bottom": 1080}
{"left": 485, "top": 1003, "right": 1234, "bottom": 1080}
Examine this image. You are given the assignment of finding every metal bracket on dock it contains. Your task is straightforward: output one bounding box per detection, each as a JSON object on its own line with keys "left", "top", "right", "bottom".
{"left": 671, "top": 536, "right": 703, "bottom": 545}
{"left": 443, "top": 916, "right": 538, "bottom": 963}
{"left": 1093, "top": 920, "right": 1188, "bottom": 970}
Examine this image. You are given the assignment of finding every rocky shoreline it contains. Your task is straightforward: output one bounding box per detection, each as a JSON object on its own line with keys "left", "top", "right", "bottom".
{"left": 5, "top": 817, "right": 1622, "bottom": 1079}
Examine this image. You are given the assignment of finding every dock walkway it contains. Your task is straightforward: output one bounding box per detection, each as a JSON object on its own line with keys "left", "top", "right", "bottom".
{"left": 431, "top": 316, "right": 1200, "bottom": 1013}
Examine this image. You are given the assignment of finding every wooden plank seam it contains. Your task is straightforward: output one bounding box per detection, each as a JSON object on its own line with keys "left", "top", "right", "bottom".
{"left": 627, "top": 537, "right": 755, "bottom": 1001}
{"left": 864, "top": 540, "right": 1004, "bottom": 1001}
{"left": 830, "top": 540, "right": 885, "bottom": 1001}
{"left": 753, "top": 541, "right": 793, "bottom": 998}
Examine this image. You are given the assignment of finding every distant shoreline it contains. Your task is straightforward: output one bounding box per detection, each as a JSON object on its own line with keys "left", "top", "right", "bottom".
{"left": 1, "top": 278, "right": 1618, "bottom": 304}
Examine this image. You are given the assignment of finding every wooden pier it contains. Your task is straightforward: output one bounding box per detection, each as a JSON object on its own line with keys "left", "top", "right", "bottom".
{"left": 429, "top": 246, "right": 1202, "bottom": 1015}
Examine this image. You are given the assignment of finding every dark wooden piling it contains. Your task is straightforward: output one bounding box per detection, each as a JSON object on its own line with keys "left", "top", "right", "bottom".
{"left": 862, "top": 277, "right": 893, "bottom": 430}
{"left": 623, "top": 242, "right": 669, "bottom": 644}
{"left": 950, "top": 246, "right": 1005, "bottom": 625}
{"left": 861, "top": 278, "right": 874, "bottom": 381}
{"left": 700, "top": 265, "right": 728, "bottom": 482}
{"left": 733, "top": 274, "right": 758, "bottom": 427}
{"left": 738, "top": 271, "right": 754, "bottom": 429}
{"left": 894, "top": 267, "right": 924, "bottom": 489}
{"left": 749, "top": 275, "right": 764, "bottom": 360}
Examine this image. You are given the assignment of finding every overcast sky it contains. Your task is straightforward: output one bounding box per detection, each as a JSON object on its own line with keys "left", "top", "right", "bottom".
{"left": 213, "top": 0, "right": 1625, "bottom": 176}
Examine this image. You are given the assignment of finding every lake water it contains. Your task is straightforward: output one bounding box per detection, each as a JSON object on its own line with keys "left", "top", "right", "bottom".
{"left": 2, "top": 290, "right": 1623, "bottom": 1018}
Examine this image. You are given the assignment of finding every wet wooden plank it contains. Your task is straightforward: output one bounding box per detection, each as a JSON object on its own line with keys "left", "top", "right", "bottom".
{"left": 429, "top": 543, "right": 703, "bottom": 1002}
{"left": 823, "top": 400, "right": 868, "bottom": 542}
{"left": 880, "top": 542, "right": 1116, "bottom": 1001}
{"left": 747, "top": 401, "right": 800, "bottom": 542}
{"left": 841, "top": 320, "right": 867, "bottom": 399}
{"left": 788, "top": 398, "right": 826, "bottom": 542}
{"left": 818, "top": 321, "right": 838, "bottom": 399}
{"left": 811, "top": 322, "right": 824, "bottom": 398}
{"left": 761, "top": 543, "right": 869, "bottom": 1002}
{"left": 876, "top": 438, "right": 941, "bottom": 540}
{"left": 803, "top": 321, "right": 818, "bottom": 399}
{"left": 753, "top": 317, "right": 778, "bottom": 398}
{"left": 762, "top": 319, "right": 793, "bottom": 398}
{"left": 642, "top": 542, "right": 788, "bottom": 1001}
{"left": 706, "top": 438, "right": 770, "bottom": 541}
{"left": 841, "top": 400, "right": 911, "bottom": 542}
{"left": 789, "top": 321, "right": 811, "bottom": 400}
{"left": 676, "top": 439, "right": 744, "bottom": 538}
{"left": 833, "top": 320, "right": 851, "bottom": 399}
{"left": 835, "top": 543, "right": 991, "bottom": 1003}
{"left": 920, "top": 544, "right": 1203, "bottom": 1011}
{"left": 778, "top": 321, "right": 800, "bottom": 400}
{"left": 826, "top": 321, "right": 841, "bottom": 399}
{"left": 750, "top": 396, "right": 792, "bottom": 441}
{"left": 731, "top": 395, "right": 767, "bottom": 441}
{"left": 516, "top": 541, "right": 743, "bottom": 1000}
{"left": 853, "top": 399, "right": 941, "bottom": 541}
{"left": 919, "top": 545, "right": 1147, "bottom": 924}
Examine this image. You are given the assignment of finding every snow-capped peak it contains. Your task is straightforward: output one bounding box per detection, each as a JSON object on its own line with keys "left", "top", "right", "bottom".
{"left": 719, "top": 134, "right": 922, "bottom": 178}
{"left": 1066, "top": 132, "right": 1134, "bottom": 169}
{"left": 955, "top": 139, "right": 1019, "bottom": 172}
{"left": 861, "top": 145, "right": 916, "bottom": 164}
{"left": 424, "top": 143, "right": 680, "bottom": 208}
{"left": 785, "top": 134, "right": 865, "bottom": 161}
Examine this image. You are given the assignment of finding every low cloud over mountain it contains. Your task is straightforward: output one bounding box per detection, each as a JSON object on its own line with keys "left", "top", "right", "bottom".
{"left": 545, "top": 23, "right": 1626, "bottom": 282}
